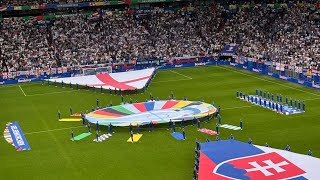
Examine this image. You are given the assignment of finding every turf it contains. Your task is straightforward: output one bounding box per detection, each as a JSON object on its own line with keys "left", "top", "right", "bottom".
{"left": 1, "top": 65, "right": 320, "bottom": 179}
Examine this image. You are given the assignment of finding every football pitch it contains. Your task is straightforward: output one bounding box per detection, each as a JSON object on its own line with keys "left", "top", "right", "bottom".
{"left": 1, "top": 65, "right": 320, "bottom": 179}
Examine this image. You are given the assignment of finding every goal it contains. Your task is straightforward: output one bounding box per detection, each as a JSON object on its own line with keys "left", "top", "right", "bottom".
{"left": 81, "top": 66, "right": 112, "bottom": 76}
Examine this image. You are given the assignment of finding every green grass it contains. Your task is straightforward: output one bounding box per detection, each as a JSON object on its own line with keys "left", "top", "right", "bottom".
{"left": 1, "top": 65, "right": 320, "bottom": 179}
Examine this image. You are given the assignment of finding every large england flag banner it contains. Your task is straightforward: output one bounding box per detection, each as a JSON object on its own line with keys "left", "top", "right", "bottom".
{"left": 199, "top": 140, "right": 320, "bottom": 180}
{"left": 48, "top": 68, "right": 155, "bottom": 90}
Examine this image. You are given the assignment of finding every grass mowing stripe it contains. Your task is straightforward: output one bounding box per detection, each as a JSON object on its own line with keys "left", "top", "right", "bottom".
{"left": 26, "top": 90, "right": 75, "bottom": 97}
{"left": 151, "top": 79, "right": 192, "bottom": 83}
{"left": 217, "top": 65, "right": 320, "bottom": 97}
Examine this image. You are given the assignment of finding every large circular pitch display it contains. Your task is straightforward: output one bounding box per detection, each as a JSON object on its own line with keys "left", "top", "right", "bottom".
{"left": 86, "top": 100, "right": 216, "bottom": 126}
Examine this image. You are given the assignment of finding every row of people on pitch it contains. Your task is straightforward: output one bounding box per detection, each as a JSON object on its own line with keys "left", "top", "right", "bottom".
{"left": 128, "top": 122, "right": 155, "bottom": 133}
{"left": 240, "top": 92, "right": 306, "bottom": 112}
{"left": 238, "top": 90, "right": 306, "bottom": 110}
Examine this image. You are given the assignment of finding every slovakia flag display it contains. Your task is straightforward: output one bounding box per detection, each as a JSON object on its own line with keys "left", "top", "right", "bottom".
{"left": 199, "top": 140, "right": 320, "bottom": 180}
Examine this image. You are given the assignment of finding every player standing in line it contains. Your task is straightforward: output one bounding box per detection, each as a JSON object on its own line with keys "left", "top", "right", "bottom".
{"left": 184, "top": 96, "right": 187, "bottom": 101}
{"left": 137, "top": 123, "right": 140, "bottom": 134}
{"left": 71, "top": 130, "right": 74, "bottom": 141}
{"left": 121, "top": 95, "right": 124, "bottom": 103}
{"left": 265, "top": 143, "right": 269, "bottom": 147}
{"left": 81, "top": 112, "right": 85, "bottom": 125}
{"left": 129, "top": 123, "right": 133, "bottom": 132}
{"left": 206, "top": 113, "right": 210, "bottom": 123}
{"left": 58, "top": 110, "right": 61, "bottom": 120}
{"left": 181, "top": 119, "right": 185, "bottom": 128}
{"left": 92, "top": 106, "right": 95, "bottom": 112}
{"left": 230, "top": 134, "right": 234, "bottom": 140}
{"left": 150, "top": 92, "right": 153, "bottom": 101}
{"left": 130, "top": 98, "right": 133, "bottom": 104}
{"left": 156, "top": 97, "right": 159, "bottom": 101}
{"left": 192, "top": 117, "right": 196, "bottom": 126}
{"left": 285, "top": 144, "right": 291, "bottom": 151}
{"left": 240, "top": 119, "right": 243, "bottom": 130}
{"left": 96, "top": 121, "right": 100, "bottom": 132}
{"left": 172, "top": 122, "right": 176, "bottom": 132}
{"left": 195, "top": 138, "right": 200, "bottom": 150}
{"left": 130, "top": 130, "right": 134, "bottom": 143}
{"left": 70, "top": 106, "right": 73, "bottom": 115}
{"left": 197, "top": 119, "right": 201, "bottom": 130}
{"left": 149, "top": 121, "right": 153, "bottom": 132}
{"left": 168, "top": 119, "right": 172, "bottom": 130}
{"left": 248, "top": 138, "right": 252, "bottom": 144}
{"left": 96, "top": 98, "right": 99, "bottom": 107}
{"left": 87, "top": 122, "right": 91, "bottom": 133}
{"left": 308, "top": 150, "right": 312, "bottom": 156}
{"left": 216, "top": 136, "right": 221, "bottom": 141}
{"left": 182, "top": 128, "right": 186, "bottom": 140}
{"left": 108, "top": 123, "right": 112, "bottom": 134}
{"left": 206, "top": 138, "right": 210, "bottom": 142}
{"left": 96, "top": 131, "right": 99, "bottom": 142}
{"left": 135, "top": 88, "right": 138, "bottom": 95}
{"left": 215, "top": 123, "right": 219, "bottom": 135}
{"left": 217, "top": 114, "right": 222, "bottom": 125}
{"left": 215, "top": 106, "right": 221, "bottom": 118}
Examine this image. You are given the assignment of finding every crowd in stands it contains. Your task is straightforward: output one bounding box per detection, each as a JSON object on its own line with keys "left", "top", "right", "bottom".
{"left": 1, "top": 0, "right": 103, "bottom": 6}
{"left": 0, "top": 4, "right": 319, "bottom": 72}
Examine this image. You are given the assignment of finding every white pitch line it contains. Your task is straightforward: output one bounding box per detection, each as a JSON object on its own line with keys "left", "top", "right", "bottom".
{"left": 169, "top": 70, "right": 193, "bottom": 79}
{"left": 18, "top": 85, "right": 27, "bottom": 96}
{"left": 24, "top": 125, "right": 85, "bottom": 135}
{"left": 152, "top": 79, "right": 192, "bottom": 83}
{"left": 26, "top": 90, "right": 75, "bottom": 97}
{"left": 217, "top": 66, "right": 320, "bottom": 97}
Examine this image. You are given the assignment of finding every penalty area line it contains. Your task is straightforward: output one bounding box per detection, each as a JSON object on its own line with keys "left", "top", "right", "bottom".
{"left": 24, "top": 125, "right": 85, "bottom": 135}
{"left": 169, "top": 70, "right": 193, "bottom": 79}
{"left": 18, "top": 85, "right": 27, "bottom": 96}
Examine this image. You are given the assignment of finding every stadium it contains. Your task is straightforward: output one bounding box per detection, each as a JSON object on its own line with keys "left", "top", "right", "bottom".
{"left": 0, "top": 0, "right": 320, "bottom": 179}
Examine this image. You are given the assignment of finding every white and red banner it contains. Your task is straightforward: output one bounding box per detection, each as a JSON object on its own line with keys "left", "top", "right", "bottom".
{"left": 47, "top": 68, "right": 155, "bottom": 90}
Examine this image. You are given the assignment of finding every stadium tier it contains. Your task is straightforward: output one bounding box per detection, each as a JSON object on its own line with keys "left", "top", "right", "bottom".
{"left": 47, "top": 68, "right": 155, "bottom": 90}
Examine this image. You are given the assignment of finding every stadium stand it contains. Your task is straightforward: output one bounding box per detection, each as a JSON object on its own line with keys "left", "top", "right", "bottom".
{"left": 0, "top": 1, "right": 319, "bottom": 73}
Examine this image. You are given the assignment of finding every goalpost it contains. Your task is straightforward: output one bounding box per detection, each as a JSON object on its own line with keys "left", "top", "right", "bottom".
{"left": 80, "top": 66, "right": 112, "bottom": 76}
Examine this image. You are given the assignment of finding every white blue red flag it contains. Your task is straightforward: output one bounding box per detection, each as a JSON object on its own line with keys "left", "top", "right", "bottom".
{"left": 199, "top": 140, "right": 320, "bottom": 180}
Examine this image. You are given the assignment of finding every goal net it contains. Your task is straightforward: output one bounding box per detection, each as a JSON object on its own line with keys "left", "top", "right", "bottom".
{"left": 81, "top": 66, "right": 112, "bottom": 76}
